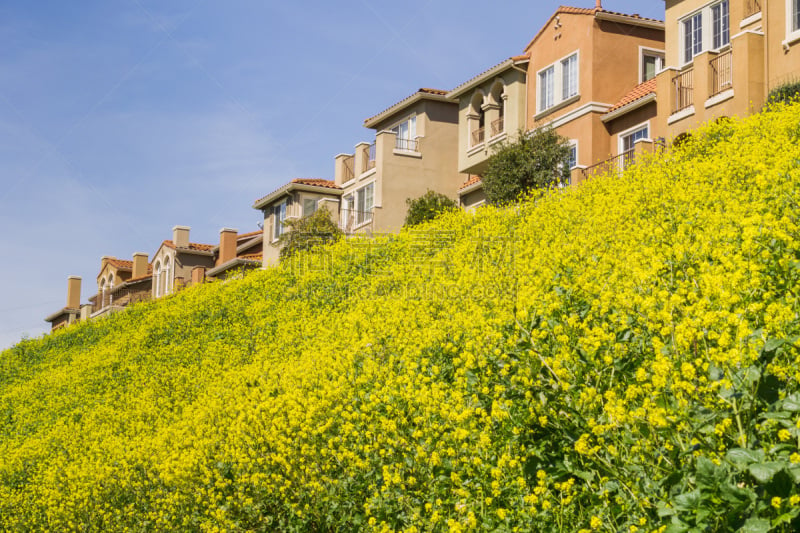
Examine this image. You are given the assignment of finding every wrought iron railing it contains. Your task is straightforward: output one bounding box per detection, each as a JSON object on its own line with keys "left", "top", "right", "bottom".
{"left": 339, "top": 209, "right": 374, "bottom": 233}
{"left": 744, "top": 0, "right": 761, "bottom": 18}
{"left": 363, "top": 143, "right": 376, "bottom": 171}
{"left": 90, "top": 287, "right": 151, "bottom": 314}
{"left": 490, "top": 117, "right": 504, "bottom": 137}
{"left": 395, "top": 137, "right": 419, "bottom": 151}
{"left": 580, "top": 149, "right": 634, "bottom": 181}
{"left": 471, "top": 127, "right": 485, "bottom": 146}
{"left": 710, "top": 50, "right": 733, "bottom": 96}
{"left": 342, "top": 155, "right": 354, "bottom": 181}
{"left": 672, "top": 68, "right": 694, "bottom": 113}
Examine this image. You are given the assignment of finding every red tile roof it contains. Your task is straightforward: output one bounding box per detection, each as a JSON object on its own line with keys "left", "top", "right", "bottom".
{"left": 364, "top": 88, "right": 451, "bottom": 127}
{"left": 290, "top": 178, "right": 341, "bottom": 189}
{"left": 237, "top": 230, "right": 262, "bottom": 240}
{"left": 105, "top": 258, "right": 133, "bottom": 270}
{"left": 459, "top": 175, "right": 483, "bottom": 191}
{"left": 238, "top": 252, "right": 263, "bottom": 261}
{"left": 161, "top": 240, "right": 215, "bottom": 252}
{"left": 606, "top": 78, "right": 657, "bottom": 114}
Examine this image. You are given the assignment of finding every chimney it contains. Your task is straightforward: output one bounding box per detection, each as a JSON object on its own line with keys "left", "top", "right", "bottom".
{"left": 172, "top": 225, "right": 190, "bottom": 248}
{"left": 217, "top": 228, "right": 238, "bottom": 266}
{"left": 595, "top": 0, "right": 602, "bottom": 9}
{"left": 191, "top": 266, "right": 206, "bottom": 285}
{"left": 132, "top": 252, "right": 148, "bottom": 279}
{"left": 66, "top": 276, "right": 81, "bottom": 309}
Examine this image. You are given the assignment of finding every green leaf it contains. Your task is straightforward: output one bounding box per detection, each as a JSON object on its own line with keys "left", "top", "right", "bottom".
{"left": 673, "top": 490, "right": 702, "bottom": 511}
{"left": 787, "top": 464, "right": 800, "bottom": 484}
{"left": 696, "top": 457, "right": 725, "bottom": 489}
{"left": 726, "top": 448, "right": 765, "bottom": 468}
{"left": 738, "top": 517, "right": 771, "bottom": 533}
{"left": 748, "top": 462, "right": 784, "bottom": 483}
{"left": 782, "top": 393, "right": 800, "bottom": 412}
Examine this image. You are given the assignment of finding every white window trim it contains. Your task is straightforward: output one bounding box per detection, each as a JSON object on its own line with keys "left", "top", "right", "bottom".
{"left": 786, "top": 0, "right": 800, "bottom": 47}
{"left": 679, "top": 1, "right": 731, "bottom": 67}
{"left": 639, "top": 46, "right": 665, "bottom": 83}
{"left": 536, "top": 49, "right": 580, "bottom": 114}
{"left": 272, "top": 199, "right": 288, "bottom": 243}
{"left": 617, "top": 120, "right": 651, "bottom": 156}
{"left": 567, "top": 139, "right": 578, "bottom": 169}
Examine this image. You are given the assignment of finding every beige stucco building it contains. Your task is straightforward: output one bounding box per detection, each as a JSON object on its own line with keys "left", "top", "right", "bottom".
{"left": 655, "top": 0, "right": 800, "bottom": 139}
{"left": 333, "top": 88, "right": 461, "bottom": 233}
{"left": 89, "top": 254, "right": 153, "bottom": 319}
{"left": 149, "top": 226, "right": 216, "bottom": 298}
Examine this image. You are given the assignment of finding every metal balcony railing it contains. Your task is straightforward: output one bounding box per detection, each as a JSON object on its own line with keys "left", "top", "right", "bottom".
{"left": 90, "top": 287, "right": 151, "bottom": 314}
{"left": 490, "top": 117, "right": 504, "bottom": 137}
{"left": 395, "top": 137, "right": 419, "bottom": 151}
{"left": 580, "top": 149, "right": 634, "bottom": 181}
{"left": 342, "top": 155, "right": 354, "bottom": 181}
{"left": 744, "top": 0, "right": 761, "bottom": 18}
{"left": 672, "top": 68, "right": 694, "bottom": 114}
{"left": 471, "top": 127, "right": 485, "bottom": 146}
{"left": 362, "top": 143, "right": 376, "bottom": 171}
{"left": 710, "top": 50, "right": 733, "bottom": 96}
{"left": 339, "top": 209, "right": 374, "bottom": 233}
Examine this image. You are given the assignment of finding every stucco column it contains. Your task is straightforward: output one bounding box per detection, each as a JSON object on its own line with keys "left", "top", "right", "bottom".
{"left": 656, "top": 67, "right": 677, "bottom": 135}
{"left": 732, "top": 31, "right": 765, "bottom": 114}
{"left": 693, "top": 50, "right": 713, "bottom": 113}
{"left": 354, "top": 142, "right": 371, "bottom": 175}
{"left": 334, "top": 153, "right": 354, "bottom": 185}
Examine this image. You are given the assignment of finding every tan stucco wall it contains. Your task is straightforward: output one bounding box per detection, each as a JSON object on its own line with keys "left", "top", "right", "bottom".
{"left": 455, "top": 67, "right": 527, "bottom": 176}
{"left": 605, "top": 101, "right": 659, "bottom": 156}
{"left": 524, "top": 11, "right": 664, "bottom": 173}
{"left": 657, "top": 0, "right": 798, "bottom": 140}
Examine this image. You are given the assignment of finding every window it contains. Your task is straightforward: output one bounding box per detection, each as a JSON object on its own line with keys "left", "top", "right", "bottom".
{"left": 683, "top": 12, "right": 703, "bottom": 63}
{"left": 561, "top": 54, "right": 578, "bottom": 100}
{"left": 537, "top": 52, "right": 578, "bottom": 113}
{"left": 681, "top": 2, "right": 730, "bottom": 65}
{"left": 712, "top": 0, "right": 729, "bottom": 49}
{"left": 341, "top": 194, "right": 354, "bottom": 228}
{"left": 391, "top": 116, "right": 417, "bottom": 150}
{"left": 562, "top": 141, "right": 578, "bottom": 185}
{"left": 539, "top": 66, "right": 555, "bottom": 111}
{"left": 273, "top": 200, "right": 287, "bottom": 240}
{"left": 641, "top": 50, "right": 665, "bottom": 82}
{"left": 793, "top": 0, "right": 800, "bottom": 33}
{"left": 163, "top": 256, "right": 171, "bottom": 295}
{"left": 620, "top": 124, "right": 649, "bottom": 170}
{"left": 154, "top": 262, "right": 161, "bottom": 298}
{"left": 356, "top": 183, "right": 374, "bottom": 225}
{"left": 303, "top": 198, "right": 317, "bottom": 217}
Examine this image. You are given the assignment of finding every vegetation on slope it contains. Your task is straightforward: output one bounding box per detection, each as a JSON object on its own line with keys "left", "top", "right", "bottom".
{"left": 1, "top": 103, "right": 800, "bottom": 532}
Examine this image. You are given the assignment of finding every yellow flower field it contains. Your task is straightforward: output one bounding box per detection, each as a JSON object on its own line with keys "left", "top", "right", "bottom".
{"left": 1, "top": 102, "right": 800, "bottom": 532}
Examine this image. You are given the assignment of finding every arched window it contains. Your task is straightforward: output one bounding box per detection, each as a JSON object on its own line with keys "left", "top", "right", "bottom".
{"left": 154, "top": 261, "right": 162, "bottom": 298}
{"left": 490, "top": 82, "right": 505, "bottom": 136}
{"left": 163, "top": 256, "right": 172, "bottom": 295}
{"left": 470, "top": 92, "right": 485, "bottom": 147}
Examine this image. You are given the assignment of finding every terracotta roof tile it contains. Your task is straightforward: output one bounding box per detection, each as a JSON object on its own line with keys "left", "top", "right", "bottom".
{"left": 161, "top": 240, "right": 215, "bottom": 252}
{"left": 606, "top": 78, "right": 657, "bottom": 114}
{"left": 238, "top": 252, "right": 263, "bottom": 261}
{"left": 237, "top": 230, "right": 262, "bottom": 240}
{"left": 459, "top": 175, "right": 482, "bottom": 191}
{"left": 364, "top": 88, "right": 450, "bottom": 126}
{"left": 105, "top": 258, "right": 133, "bottom": 271}
{"left": 291, "top": 178, "right": 341, "bottom": 189}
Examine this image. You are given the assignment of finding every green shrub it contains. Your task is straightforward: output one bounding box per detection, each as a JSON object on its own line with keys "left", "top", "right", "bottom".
{"left": 404, "top": 190, "right": 458, "bottom": 226}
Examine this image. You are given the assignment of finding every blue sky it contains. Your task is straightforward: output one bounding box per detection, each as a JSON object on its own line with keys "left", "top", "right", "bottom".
{"left": 0, "top": 0, "right": 665, "bottom": 350}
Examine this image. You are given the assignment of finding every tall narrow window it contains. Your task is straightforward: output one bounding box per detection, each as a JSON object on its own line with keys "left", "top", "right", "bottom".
{"left": 356, "top": 183, "right": 374, "bottom": 225}
{"left": 341, "top": 194, "right": 354, "bottom": 229}
{"left": 683, "top": 13, "right": 703, "bottom": 63}
{"left": 391, "top": 116, "right": 417, "bottom": 150}
{"left": 712, "top": 0, "right": 730, "bottom": 49}
{"left": 794, "top": 0, "right": 800, "bottom": 32}
{"left": 561, "top": 54, "right": 578, "bottom": 100}
{"left": 273, "top": 200, "right": 287, "bottom": 240}
{"left": 154, "top": 262, "right": 161, "bottom": 298}
{"left": 303, "top": 198, "right": 317, "bottom": 217}
{"left": 539, "top": 66, "right": 555, "bottom": 111}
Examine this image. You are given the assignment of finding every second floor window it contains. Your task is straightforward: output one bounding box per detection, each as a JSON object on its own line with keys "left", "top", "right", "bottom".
{"left": 273, "top": 200, "right": 287, "bottom": 240}
{"left": 642, "top": 51, "right": 665, "bottom": 82}
{"left": 683, "top": 13, "right": 703, "bottom": 64}
{"left": 794, "top": 0, "right": 800, "bottom": 33}
{"left": 391, "top": 116, "right": 417, "bottom": 151}
{"left": 356, "top": 183, "right": 374, "bottom": 225}
{"left": 539, "top": 66, "right": 555, "bottom": 111}
{"left": 538, "top": 51, "right": 579, "bottom": 113}
{"left": 712, "top": 0, "right": 730, "bottom": 49}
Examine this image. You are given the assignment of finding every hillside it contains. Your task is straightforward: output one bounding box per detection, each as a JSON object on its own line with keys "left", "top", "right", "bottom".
{"left": 2, "top": 103, "right": 800, "bottom": 532}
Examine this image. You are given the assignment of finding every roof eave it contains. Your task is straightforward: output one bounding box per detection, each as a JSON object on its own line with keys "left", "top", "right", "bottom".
{"left": 601, "top": 93, "right": 657, "bottom": 123}
{"left": 363, "top": 92, "right": 451, "bottom": 129}
{"left": 459, "top": 181, "right": 483, "bottom": 195}
{"left": 447, "top": 58, "right": 529, "bottom": 100}
{"left": 594, "top": 11, "right": 665, "bottom": 30}
{"left": 44, "top": 307, "right": 80, "bottom": 323}
{"left": 206, "top": 258, "right": 261, "bottom": 277}
{"left": 253, "top": 183, "right": 342, "bottom": 211}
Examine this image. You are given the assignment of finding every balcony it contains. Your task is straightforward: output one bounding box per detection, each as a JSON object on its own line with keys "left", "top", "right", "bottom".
{"left": 744, "top": 0, "right": 761, "bottom": 18}
{"left": 471, "top": 127, "right": 485, "bottom": 147}
{"left": 339, "top": 209, "right": 374, "bottom": 233}
{"left": 90, "top": 288, "right": 151, "bottom": 316}
{"left": 362, "top": 143, "right": 376, "bottom": 171}
{"left": 490, "top": 117, "right": 504, "bottom": 137}
{"left": 580, "top": 149, "right": 634, "bottom": 181}
{"left": 710, "top": 50, "right": 733, "bottom": 97}
{"left": 672, "top": 68, "right": 694, "bottom": 114}
{"left": 342, "top": 155, "right": 355, "bottom": 181}
{"left": 395, "top": 137, "right": 419, "bottom": 151}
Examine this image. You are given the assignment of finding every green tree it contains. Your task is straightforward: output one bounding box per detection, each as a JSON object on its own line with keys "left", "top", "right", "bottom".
{"left": 481, "top": 127, "right": 571, "bottom": 205}
{"left": 278, "top": 205, "right": 343, "bottom": 260}
{"left": 404, "top": 190, "right": 458, "bottom": 226}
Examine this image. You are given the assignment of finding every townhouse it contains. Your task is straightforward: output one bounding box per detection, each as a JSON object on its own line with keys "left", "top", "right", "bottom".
{"left": 448, "top": 3, "right": 666, "bottom": 206}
